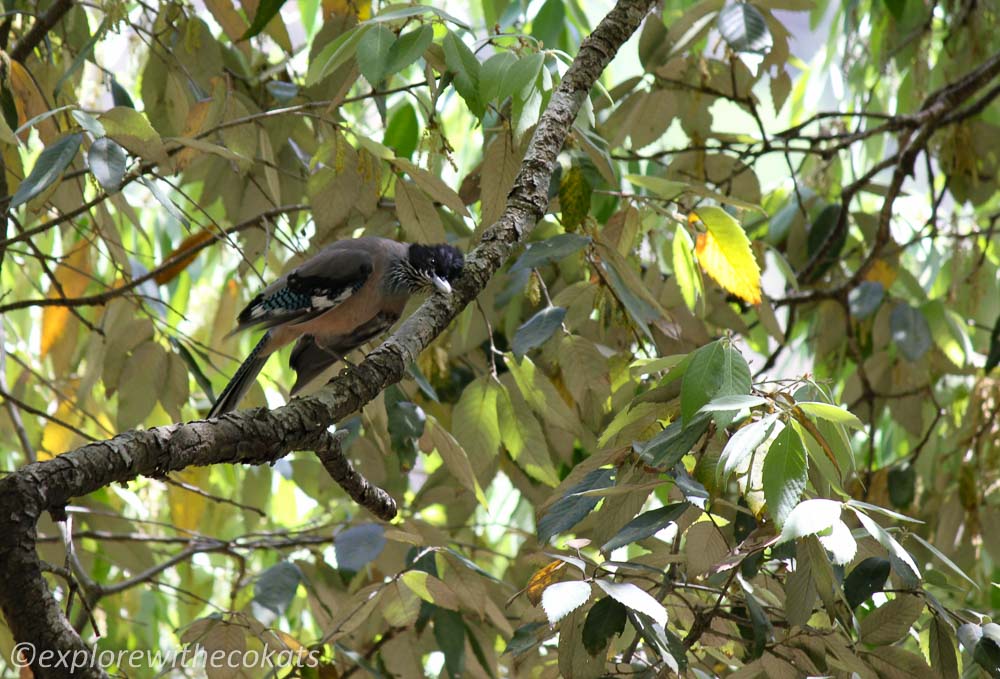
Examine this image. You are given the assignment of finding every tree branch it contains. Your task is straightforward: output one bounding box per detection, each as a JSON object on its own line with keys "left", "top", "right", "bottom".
{"left": 0, "top": 1, "right": 657, "bottom": 676}
{"left": 9, "top": 0, "right": 73, "bottom": 62}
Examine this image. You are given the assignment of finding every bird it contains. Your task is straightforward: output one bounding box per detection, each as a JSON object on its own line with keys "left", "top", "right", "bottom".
{"left": 207, "top": 237, "right": 464, "bottom": 417}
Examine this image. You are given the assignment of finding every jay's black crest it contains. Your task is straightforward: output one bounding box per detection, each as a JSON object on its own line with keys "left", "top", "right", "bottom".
{"left": 208, "top": 238, "right": 464, "bottom": 417}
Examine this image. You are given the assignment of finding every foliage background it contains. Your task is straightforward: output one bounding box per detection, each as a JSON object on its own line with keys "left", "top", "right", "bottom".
{"left": 1, "top": 0, "right": 1000, "bottom": 676}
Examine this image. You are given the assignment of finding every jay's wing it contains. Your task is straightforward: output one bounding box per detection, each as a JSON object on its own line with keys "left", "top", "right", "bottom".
{"left": 230, "top": 247, "right": 374, "bottom": 335}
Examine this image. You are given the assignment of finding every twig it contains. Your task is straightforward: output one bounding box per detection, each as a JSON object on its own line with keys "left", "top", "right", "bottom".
{"left": 0, "top": 319, "right": 34, "bottom": 461}
{"left": 312, "top": 429, "right": 397, "bottom": 521}
{"left": 0, "top": 204, "right": 308, "bottom": 314}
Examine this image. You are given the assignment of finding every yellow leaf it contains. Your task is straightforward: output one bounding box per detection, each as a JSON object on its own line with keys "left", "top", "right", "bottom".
{"left": 864, "top": 258, "right": 897, "bottom": 288}
{"left": 41, "top": 243, "right": 91, "bottom": 358}
{"left": 167, "top": 468, "right": 210, "bottom": 533}
{"left": 526, "top": 560, "right": 565, "bottom": 606}
{"left": 155, "top": 229, "right": 215, "bottom": 285}
{"left": 8, "top": 60, "right": 58, "bottom": 142}
{"left": 559, "top": 166, "right": 592, "bottom": 231}
{"left": 202, "top": 0, "right": 249, "bottom": 45}
{"left": 323, "top": 0, "right": 371, "bottom": 19}
{"left": 39, "top": 399, "right": 84, "bottom": 460}
{"left": 400, "top": 571, "right": 461, "bottom": 610}
{"left": 693, "top": 206, "right": 761, "bottom": 305}
{"left": 98, "top": 107, "right": 165, "bottom": 163}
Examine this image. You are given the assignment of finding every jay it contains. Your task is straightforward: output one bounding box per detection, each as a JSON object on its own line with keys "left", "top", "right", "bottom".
{"left": 208, "top": 237, "right": 464, "bottom": 417}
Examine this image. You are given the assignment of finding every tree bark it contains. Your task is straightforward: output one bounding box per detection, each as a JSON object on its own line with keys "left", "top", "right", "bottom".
{"left": 0, "top": 0, "right": 657, "bottom": 676}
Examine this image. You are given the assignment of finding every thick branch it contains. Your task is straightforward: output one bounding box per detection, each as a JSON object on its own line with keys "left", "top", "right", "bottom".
{"left": 9, "top": 0, "right": 73, "bottom": 62}
{"left": 0, "top": 1, "right": 656, "bottom": 676}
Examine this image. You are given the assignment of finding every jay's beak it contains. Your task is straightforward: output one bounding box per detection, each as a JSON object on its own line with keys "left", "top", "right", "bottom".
{"left": 431, "top": 275, "right": 452, "bottom": 295}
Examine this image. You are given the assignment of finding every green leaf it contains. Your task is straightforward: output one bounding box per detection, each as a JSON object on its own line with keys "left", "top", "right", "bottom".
{"left": 595, "top": 580, "right": 667, "bottom": 627}
{"left": 368, "top": 4, "right": 471, "bottom": 30}
{"left": 626, "top": 173, "right": 764, "bottom": 212}
{"left": 848, "top": 281, "right": 884, "bottom": 319}
{"left": 335, "top": 524, "right": 386, "bottom": 572}
{"left": 718, "top": 414, "right": 777, "bottom": 486}
{"left": 503, "top": 622, "right": 545, "bottom": 655}
{"left": 888, "top": 463, "right": 915, "bottom": 508}
{"left": 717, "top": 1, "right": 773, "bottom": 54}
{"left": 117, "top": 341, "right": 167, "bottom": 430}
{"left": 480, "top": 52, "right": 518, "bottom": 103}
{"left": 110, "top": 78, "right": 134, "bottom": 108}
{"left": 859, "top": 594, "right": 925, "bottom": 645}
{"left": 433, "top": 608, "right": 466, "bottom": 679}
{"left": 883, "top": 0, "right": 906, "bottom": 19}
{"left": 673, "top": 225, "right": 700, "bottom": 311}
{"left": 890, "top": 302, "right": 933, "bottom": 362}
{"left": 241, "top": 0, "right": 288, "bottom": 40}
{"left": 98, "top": 107, "right": 163, "bottom": 161}
{"left": 582, "top": 597, "right": 627, "bottom": 655}
{"left": 252, "top": 561, "right": 302, "bottom": 617}
{"left": 699, "top": 394, "right": 766, "bottom": 412}
{"left": 632, "top": 613, "right": 687, "bottom": 673}
{"left": 795, "top": 401, "right": 864, "bottom": 430}
{"left": 635, "top": 414, "right": 710, "bottom": 469}
{"left": 54, "top": 18, "right": 108, "bottom": 97}
{"left": 442, "top": 31, "right": 483, "bottom": 116}
{"left": 506, "top": 52, "right": 545, "bottom": 98}
{"left": 908, "top": 533, "right": 977, "bottom": 589}
{"left": 777, "top": 499, "right": 843, "bottom": 543}
{"left": 601, "top": 254, "right": 663, "bottom": 341}
{"left": 510, "top": 233, "right": 592, "bottom": 273}
{"left": 385, "top": 397, "right": 423, "bottom": 465}
{"left": 428, "top": 420, "right": 489, "bottom": 508}
{"left": 843, "top": 556, "right": 890, "bottom": 609}
{"left": 680, "top": 340, "right": 751, "bottom": 426}
{"left": 497, "top": 382, "right": 559, "bottom": 486}
{"left": 356, "top": 24, "right": 395, "bottom": 85}
{"left": 306, "top": 24, "right": 370, "bottom": 86}
{"left": 762, "top": 425, "right": 807, "bottom": 527}
{"left": 929, "top": 615, "right": 960, "bottom": 679}
{"left": 87, "top": 137, "right": 127, "bottom": 193}
{"left": 804, "top": 204, "right": 844, "bottom": 281}
{"left": 974, "top": 638, "right": 1000, "bottom": 679}
{"left": 385, "top": 24, "right": 434, "bottom": 76}
{"left": 537, "top": 468, "right": 614, "bottom": 543}
{"left": 531, "top": 0, "right": 566, "bottom": 48}
{"left": 384, "top": 102, "right": 419, "bottom": 158}
{"left": 139, "top": 176, "right": 189, "bottom": 228}
{"left": 740, "top": 582, "right": 772, "bottom": 659}
{"left": 512, "top": 306, "right": 565, "bottom": 358}
{"left": 541, "top": 581, "right": 591, "bottom": 625}
{"left": 851, "top": 508, "right": 921, "bottom": 586}
{"left": 600, "top": 502, "right": 690, "bottom": 553}
{"left": 72, "top": 109, "right": 105, "bottom": 136}
{"left": 12, "top": 133, "right": 82, "bottom": 208}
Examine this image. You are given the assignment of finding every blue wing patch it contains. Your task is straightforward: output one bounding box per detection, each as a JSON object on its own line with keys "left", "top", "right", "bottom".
{"left": 235, "top": 267, "right": 370, "bottom": 330}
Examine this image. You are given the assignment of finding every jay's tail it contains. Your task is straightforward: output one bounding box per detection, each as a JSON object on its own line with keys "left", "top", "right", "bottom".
{"left": 208, "top": 333, "right": 271, "bottom": 418}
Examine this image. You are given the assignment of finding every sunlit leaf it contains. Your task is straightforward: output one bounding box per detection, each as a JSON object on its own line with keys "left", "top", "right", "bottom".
{"left": 693, "top": 207, "right": 762, "bottom": 304}
{"left": 595, "top": 580, "right": 667, "bottom": 627}
{"left": 541, "top": 581, "right": 591, "bottom": 625}
{"left": 762, "top": 425, "right": 807, "bottom": 527}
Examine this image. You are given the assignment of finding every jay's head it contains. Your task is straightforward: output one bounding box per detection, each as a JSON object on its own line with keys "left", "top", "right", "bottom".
{"left": 406, "top": 243, "right": 464, "bottom": 294}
